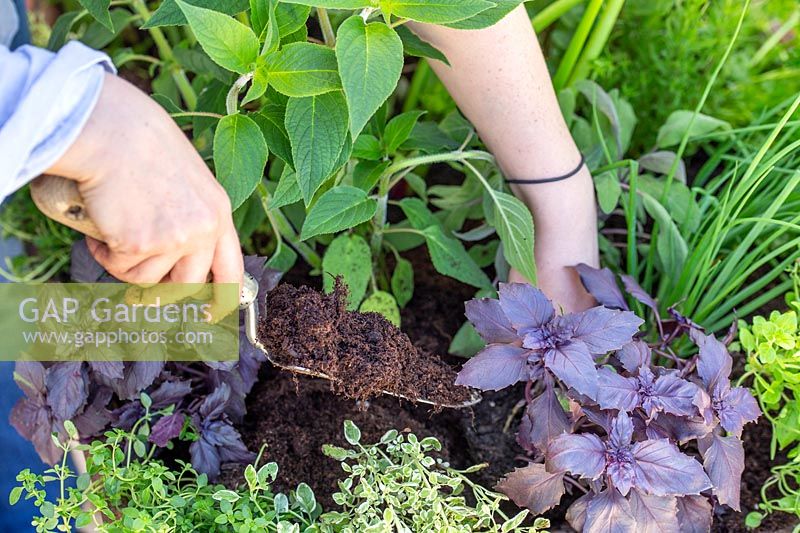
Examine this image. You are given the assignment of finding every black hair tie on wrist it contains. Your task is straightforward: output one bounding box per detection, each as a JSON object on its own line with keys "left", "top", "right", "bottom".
{"left": 505, "top": 154, "right": 586, "bottom": 185}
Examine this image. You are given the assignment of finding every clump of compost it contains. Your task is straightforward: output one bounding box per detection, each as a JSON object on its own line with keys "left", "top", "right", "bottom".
{"left": 257, "top": 281, "right": 472, "bottom": 405}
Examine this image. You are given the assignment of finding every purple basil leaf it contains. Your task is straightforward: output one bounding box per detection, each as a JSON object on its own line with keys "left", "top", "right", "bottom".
{"left": 89, "top": 361, "right": 124, "bottom": 381}
{"left": 112, "top": 402, "right": 144, "bottom": 430}
{"left": 575, "top": 263, "right": 628, "bottom": 310}
{"left": 565, "top": 492, "right": 593, "bottom": 532}
{"left": 632, "top": 439, "right": 712, "bottom": 496}
{"left": 610, "top": 411, "right": 634, "bottom": 448}
{"left": 597, "top": 367, "right": 639, "bottom": 412}
{"left": 606, "top": 413, "right": 636, "bottom": 495}
{"left": 546, "top": 433, "right": 606, "bottom": 479}
{"left": 455, "top": 344, "right": 530, "bottom": 391}
{"left": 46, "top": 362, "right": 88, "bottom": 421}
{"left": 617, "top": 341, "right": 652, "bottom": 373}
{"left": 495, "top": 463, "right": 566, "bottom": 514}
{"left": 10, "top": 398, "right": 61, "bottom": 464}
{"left": 199, "top": 419, "right": 255, "bottom": 468}
{"left": 581, "top": 405, "right": 613, "bottom": 433}
{"left": 676, "top": 495, "right": 713, "bottom": 533}
{"left": 649, "top": 373, "right": 700, "bottom": 418}
{"left": 518, "top": 386, "right": 571, "bottom": 452}
{"left": 702, "top": 432, "right": 744, "bottom": 510}
{"left": 693, "top": 387, "right": 715, "bottom": 426}
{"left": 568, "top": 306, "right": 643, "bottom": 354}
{"left": 150, "top": 379, "right": 193, "bottom": 409}
{"left": 200, "top": 383, "right": 231, "bottom": 419}
{"left": 150, "top": 412, "right": 185, "bottom": 447}
{"left": 691, "top": 331, "right": 732, "bottom": 392}
{"left": 72, "top": 387, "right": 113, "bottom": 438}
{"left": 190, "top": 434, "right": 222, "bottom": 479}
{"left": 245, "top": 255, "right": 284, "bottom": 315}
{"left": 628, "top": 489, "right": 679, "bottom": 533}
{"left": 584, "top": 488, "right": 636, "bottom": 533}
{"left": 717, "top": 387, "right": 760, "bottom": 437}
{"left": 620, "top": 274, "right": 661, "bottom": 322}
{"left": 237, "top": 328, "right": 267, "bottom": 390}
{"left": 544, "top": 341, "right": 599, "bottom": 399}
{"left": 646, "top": 413, "right": 712, "bottom": 444}
{"left": 14, "top": 361, "right": 46, "bottom": 399}
{"left": 207, "top": 368, "right": 247, "bottom": 422}
{"left": 465, "top": 298, "right": 518, "bottom": 343}
{"left": 112, "top": 362, "right": 165, "bottom": 400}
{"left": 70, "top": 239, "right": 106, "bottom": 282}
{"left": 498, "top": 283, "right": 554, "bottom": 331}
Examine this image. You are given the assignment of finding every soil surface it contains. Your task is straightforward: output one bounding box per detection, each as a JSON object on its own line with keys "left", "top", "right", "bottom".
{"left": 258, "top": 279, "right": 472, "bottom": 406}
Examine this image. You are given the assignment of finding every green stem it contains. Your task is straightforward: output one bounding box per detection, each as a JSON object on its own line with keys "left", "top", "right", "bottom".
{"left": 257, "top": 184, "right": 322, "bottom": 268}
{"left": 129, "top": 0, "right": 197, "bottom": 110}
{"left": 552, "top": 0, "right": 603, "bottom": 90}
{"left": 170, "top": 111, "right": 223, "bottom": 119}
{"left": 531, "top": 0, "right": 583, "bottom": 32}
{"left": 567, "top": 0, "right": 626, "bottom": 86}
{"left": 317, "top": 8, "right": 336, "bottom": 47}
{"left": 226, "top": 73, "right": 254, "bottom": 115}
{"left": 403, "top": 59, "right": 431, "bottom": 113}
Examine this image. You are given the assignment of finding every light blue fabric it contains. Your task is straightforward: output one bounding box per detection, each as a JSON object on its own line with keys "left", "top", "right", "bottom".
{"left": 0, "top": 41, "right": 115, "bottom": 203}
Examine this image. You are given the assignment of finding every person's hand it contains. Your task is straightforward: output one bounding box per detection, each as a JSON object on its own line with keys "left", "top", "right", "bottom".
{"left": 46, "top": 74, "right": 243, "bottom": 288}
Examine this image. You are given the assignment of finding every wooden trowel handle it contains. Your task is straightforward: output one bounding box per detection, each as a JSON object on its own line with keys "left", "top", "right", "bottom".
{"left": 30, "top": 174, "right": 104, "bottom": 241}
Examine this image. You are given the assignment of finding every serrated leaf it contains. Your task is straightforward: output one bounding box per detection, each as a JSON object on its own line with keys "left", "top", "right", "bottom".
{"left": 336, "top": 16, "right": 404, "bottom": 138}
{"left": 213, "top": 114, "right": 268, "bottom": 210}
{"left": 275, "top": 3, "right": 311, "bottom": 36}
{"left": 144, "top": 0, "right": 248, "bottom": 28}
{"left": 445, "top": 0, "right": 522, "bottom": 29}
{"left": 78, "top": 0, "right": 113, "bottom": 30}
{"left": 484, "top": 189, "right": 536, "bottom": 284}
{"left": 271, "top": 169, "right": 302, "bottom": 208}
{"left": 423, "top": 225, "right": 491, "bottom": 289}
{"left": 395, "top": 25, "right": 449, "bottom": 64}
{"left": 360, "top": 291, "right": 401, "bottom": 326}
{"left": 265, "top": 42, "right": 341, "bottom": 97}
{"left": 252, "top": 105, "right": 293, "bottom": 166}
{"left": 391, "top": 257, "right": 414, "bottom": 307}
{"left": 176, "top": 0, "right": 259, "bottom": 74}
{"left": 323, "top": 234, "right": 372, "bottom": 309}
{"left": 379, "top": 0, "right": 494, "bottom": 24}
{"left": 353, "top": 160, "right": 389, "bottom": 192}
{"left": 384, "top": 111, "right": 425, "bottom": 154}
{"left": 286, "top": 91, "right": 350, "bottom": 204}
{"left": 300, "top": 186, "right": 377, "bottom": 239}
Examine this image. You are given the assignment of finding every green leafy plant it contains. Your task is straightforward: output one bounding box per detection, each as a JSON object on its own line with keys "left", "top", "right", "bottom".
{"left": 321, "top": 420, "right": 549, "bottom": 532}
{"left": 10, "top": 399, "right": 321, "bottom": 532}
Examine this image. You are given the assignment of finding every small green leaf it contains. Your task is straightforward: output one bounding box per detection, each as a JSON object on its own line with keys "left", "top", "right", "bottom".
{"left": 243, "top": 58, "right": 270, "bottom": 104}
{"left": 395, "top": 25, "right": 449, "bottom": 64}
{"left": 483, "top": 190, "right": 536, "bottom": 284}
{"left": 213, "top": 114, "right": 269, "bottom": 210}
{"left": 379, "top": 0, "right": 494, "bottom": 24}
{"left": 445, "top": 0, "right": 523, "bottom": 29}
{"left": 384, "top": 111, "right": 425, "bottom": 154}
{"left": 271, "top": 169, "right": 302, "bottom": 208}
{"left": 343, "top": 420, "right": 361, "bottom": 445}
{"left": 8, "top": 486, "right": 22, "bottom": 506}
{"left": 352, "top": 160, "right": 389, "bottom": 192}
{"left": 594, "top": 171, "right": 621, "bottom": 214}
{"left": 301, "top": 186, "right": 377, "bottom": 239}
{"left": 265, "top": 42, "right": 341, "bottom": 97}
{"left": 266, "top": 241, "right": 298, "bottom": 272}
{"left": 275, "top": 3, "right": 311, "bottom": 36}
{"left": 63, "top": 419, "right": 79, "bottom": 440}
{"left": 322, "top": 234, "right": 372, "bottom": 310}
{"left": 139, "top": 392, "right": 152, "bottom": 410}
{"left": 745, "top": 512, "right": 763, "bottom": 529}
{"left": 641, "top": 192, "right": 688, "bottom": 277}
{"left": 352, "top": 134, "right": 383, "bottom": 160}
{"left": 423, "top": 225, "right": 491, "bottom": 289}
{"left": 656, "top": 110, "right": 730, "bottom": 148}
{"left": 176, "top": 0, "right": 259, "bottom": 74}
{"left": 336, "top": 16, "right": 404, "bottom": 138}
{"left": 391, "top": 258, "right": 414, "bottom": 308}
{"left": 295, "top": 483, "right": 316, "bottom": 513}
{"left": 399, "top": 197, "right": 437, "bottom": 230}
{"left": 449, "top": 321, "right": 485, "bottom": 357}
{"left": 144, "top": 0, "right": 248, "bottom": 28}
{"left": 252, "top": 105, "right": 293, "bottom": 166}
{"left": 78, "top": 0, "right": 113, "bottom": 31}
{"left": 212, "top": 489, "right": 241, "bottom": 503}
{"left": 286, "top": 91, "right": 350, "bottom": 204}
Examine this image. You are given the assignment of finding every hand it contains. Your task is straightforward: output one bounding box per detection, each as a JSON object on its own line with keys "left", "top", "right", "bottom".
{"left": 46, "top": 74, "right": 243, "bottom": 288}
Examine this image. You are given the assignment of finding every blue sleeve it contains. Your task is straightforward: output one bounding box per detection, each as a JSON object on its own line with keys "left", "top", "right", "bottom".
{"left": 0, "top": 41, "right": 116, "bottom": 202}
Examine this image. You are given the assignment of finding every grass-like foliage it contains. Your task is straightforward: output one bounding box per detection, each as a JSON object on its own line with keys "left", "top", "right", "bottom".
{"left": 458, "top": 265, "right": 761, "bottom": 531}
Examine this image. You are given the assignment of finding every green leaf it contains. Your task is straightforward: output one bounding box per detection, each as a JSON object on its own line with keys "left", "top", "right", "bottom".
{"left": 173, "top": 47, "right": 233, "bottom": 83}
{"left": 144, "top": 0, "right": 248, "bottom": 28}
{"left": 384, "top": 111, "right": 425, "bottom": 154}
{"left": 399, "top": 197, "right": 438, "bottom": 229}
{"left": 78, "top": 0, "right": 113, "bottom": 30}
{"left": 379, "top": 0, "right": 494, "bottom": 24}
{"left": 360, "top": 291, "right": 401, "bottom": 326}
{"left": 176, "top": 0, "right": 259, "bottom": 74}
{"left": 244, "top": 57, "right": 270, "bottom": 103}
{"left": 446, "top": 0, "right": 522, "bottom": 29}
{"left": 745, "top": 512, "right": 763, "bottom": 529}
{"left": 275, "top": 3, "right": 311, "bottom": 36}
{"left": 266, "top": 241, "right": 298, "bottom": 272}
{"left": 641, "top": 192, "right": 688, "bottom": 278}
{"left": 656, "top": 110, "right": 731, "bottom": 148}
{"left": 63, "top": 419, "right": 79, "bottom": 440}
{"left": 285, "top": 91, "right": 350, "bottom": 204}
{"left": 423, "top": 225, "right": 491, "bottom": 289}
{"left": 352, "top": 160, "right": 389, "bottom": 192}
{"left": 212, "top": 489, "right": 241, "bottom": 503}
{"left": 48, "top": 12, "right": 83, "bottom": 50}
{"left": 265, "top": 42, "right": 341, "bottom": 97}
{"left": 249, "top": 0, "right": 272, "bottom": 40}
{"left": 343, "top": 419, "right": 361, "bottom": 445}
{"left": 395, "top": 25, "right": 449, "bottom": 64}
{"left": 295, "top": 483, "right": 316, "bottom": 513}
{"left": 391, "top": 258, "right": 414, "bottom": 307}
{"left": 81, "top": 9, "right": 135, "bottom": 49}
{"left": 8, "top": 486, "right": 22, "bottom": 506}
{"left": 252, "top": 105, "right": 293, "bottom": 166}
{"left": 281, "top": 0, "right": 371, "bottom": 7}
{"left": 322, "top": 234, "right": 372, "bottom": 309}
{"left": 595, "top": 171, "right": 622, "bottom": 214}
{"left": 352, "top": 134, "right": 383, "bottom": 160}
{"left": 301, "top": 186, "right": 377, "bottom": 239}
{"left": 213, "top": 114, "right": 269, "bottom": 210}
{"left": 271, "top": 169, "right": 302, "bottom": 208}
{"left": 483, "top": 189, "right": 536, "bottom": 284}
{"left": 449, "top": 321, "right": 485, "bottom": 357}
{"left": 336, "top": 16, "right": 404, "bottom": 138}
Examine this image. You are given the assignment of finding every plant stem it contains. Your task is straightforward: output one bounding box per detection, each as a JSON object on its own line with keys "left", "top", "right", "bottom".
{"left": 552, "top": 0, "right": 603, "bottom": 90}
{"left": 317, "top": 8, "right": 336, "bottom": 47}
{"left": 129, "top": 0, "right": 197, "bottom": 110}
{"left": 226, "top": 73, "right": 254, "bottom": 115}
{"left": 567, "top": 0, "right": 625, "bottom": 86}
{"left": 256, "top": 183, "right": 322, "bottom": 268}
{"left": 531, "top": 0, "right": 583, "bottom": 32}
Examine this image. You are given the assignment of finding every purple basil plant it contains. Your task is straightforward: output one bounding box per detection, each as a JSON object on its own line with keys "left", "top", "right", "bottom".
{"left": 457, "top": 264, "right": 761, "bottom": 532}
{"left": 9, "top": 242, "right": 280, "bottom": 479}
